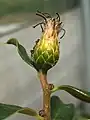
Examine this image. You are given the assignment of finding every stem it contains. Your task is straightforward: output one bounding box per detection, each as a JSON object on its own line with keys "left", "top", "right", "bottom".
{"left": 38, "top": 71, "right": 51, "bottom": 120}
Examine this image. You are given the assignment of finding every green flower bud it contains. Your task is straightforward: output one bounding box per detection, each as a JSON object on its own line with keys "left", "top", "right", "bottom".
{"left": 31, "top": 11, "right": 65, "bottom": 74}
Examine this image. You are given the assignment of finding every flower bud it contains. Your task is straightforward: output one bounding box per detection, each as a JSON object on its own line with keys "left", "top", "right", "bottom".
{"left": 31, "top": 11, "right": 65, "bottom": 74}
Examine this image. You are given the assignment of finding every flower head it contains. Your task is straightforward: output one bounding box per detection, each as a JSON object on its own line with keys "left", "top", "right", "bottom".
{"left": 31, "top": 11, "right": 65, "bottom": 74}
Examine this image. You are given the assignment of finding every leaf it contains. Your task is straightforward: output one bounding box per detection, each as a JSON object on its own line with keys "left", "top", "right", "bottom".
{"left": 51, "top": 85, "right": 90, "bottom": 103}
{"left": 0, "top": 103, "right": 40, "bottom": 120}
{"left": 6, "top": 38, "right": 37, "bottom": 71}
{"left": 51, "top": 95, "right": 75, "bottom": 120}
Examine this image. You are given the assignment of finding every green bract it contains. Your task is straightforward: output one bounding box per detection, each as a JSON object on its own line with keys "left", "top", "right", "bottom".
{"left": 31, "top": 36, "right": 59, "bottom": 74}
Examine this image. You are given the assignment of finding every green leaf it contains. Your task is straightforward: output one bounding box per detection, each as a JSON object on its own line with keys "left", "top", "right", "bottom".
{"left": 6, "top": 38, "right": 37, "bottom": 71}
{"left": 51, "top": 85, "right": 90, "bottom": 103}
{"left": 0, "top": 103, "right": 41, "bottom": 119}
{"left": 51, "top": 95, "right": 75, "bottom": 120}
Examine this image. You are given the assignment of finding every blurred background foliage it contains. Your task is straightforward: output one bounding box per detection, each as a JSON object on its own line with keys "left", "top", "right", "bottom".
{"left": 0, "top": 0, "right": 80, "bottom": 16}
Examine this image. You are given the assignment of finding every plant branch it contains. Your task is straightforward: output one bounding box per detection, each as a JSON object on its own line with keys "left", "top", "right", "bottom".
{"left": 38, "top": 71, "right": 51, "bottom": 120}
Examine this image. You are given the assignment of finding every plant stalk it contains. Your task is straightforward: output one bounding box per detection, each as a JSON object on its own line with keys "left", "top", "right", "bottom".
{"left": 39, "top": 71, "right": 51, "bottom": 120}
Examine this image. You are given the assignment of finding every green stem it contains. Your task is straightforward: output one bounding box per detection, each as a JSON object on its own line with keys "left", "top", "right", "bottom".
{"left": 38, "top": 71, "right": 51, "bottom": 120}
